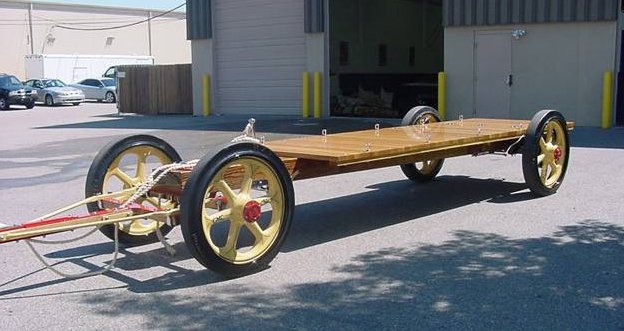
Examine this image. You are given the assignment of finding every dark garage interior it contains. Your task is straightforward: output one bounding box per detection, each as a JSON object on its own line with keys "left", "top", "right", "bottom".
{"left": 329, "top": 0, "right": 444, "bottom": 118}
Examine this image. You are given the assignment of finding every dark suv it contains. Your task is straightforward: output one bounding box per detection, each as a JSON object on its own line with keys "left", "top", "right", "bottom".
{"left": 0, "top": 74, "right": 36, "bottom": 110}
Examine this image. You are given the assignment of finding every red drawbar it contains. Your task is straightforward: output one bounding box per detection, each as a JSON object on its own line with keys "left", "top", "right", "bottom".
{"left": 0, "top": 202, "right": 160, "bottom": 242}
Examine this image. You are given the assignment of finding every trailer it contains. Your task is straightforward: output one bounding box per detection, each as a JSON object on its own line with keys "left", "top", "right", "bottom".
{"left": 25, "top": 54, "right": 154, "bottom": 83}
{"left": 0, "top": 107, "right": 572, "bottom": 278}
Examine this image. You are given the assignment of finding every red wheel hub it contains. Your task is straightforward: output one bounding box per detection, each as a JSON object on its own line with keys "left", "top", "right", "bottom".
{"left": 243, "top": 201, "right": 262, "bottom": 223}
{"left": 553, "top": 147, "right": 562, "bottom": 162}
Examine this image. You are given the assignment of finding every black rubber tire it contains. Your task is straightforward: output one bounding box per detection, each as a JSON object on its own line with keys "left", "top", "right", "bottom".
{"left": 73, "top": 102, "right": 81, "bottom": 106}
{"left": 85, "top": 135, "right": 182, "bottom": 245}
{"left": 105, "top": 92, "right": 116, "bottom": 103}
{"left": 0, "top": 98, "right": 7, "bottom": 110}
{"left": 400, "top": 106, "right": 445, "bottom": 182}
{"left": 181, "top": 142, "right": 295, "bottom": 278}
{"left": 522, "top": 110, "right": 570, "bottom": 196}
{"left": 26, "top": 101, "right": 35, "bottom": 109}
{"left": 45, "top": 94, "right": 55, "bottom": 107}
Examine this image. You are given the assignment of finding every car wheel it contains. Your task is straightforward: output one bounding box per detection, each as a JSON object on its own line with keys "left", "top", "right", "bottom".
{"left": 45, "top": 94, "right": 55, "bottom": 107}
{"left": 26, "top": 101, "right": 35, "bottom": 109}
{"left": 0, "top": 97, "right": 8, "bottom": 110}
{"left": 72, "top": 102, "right": 81, "bottom": 106}
{"left": 105, "top": 92, "right": 116, "bottom": 103}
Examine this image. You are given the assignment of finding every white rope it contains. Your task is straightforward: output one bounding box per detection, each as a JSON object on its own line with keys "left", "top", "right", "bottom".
{"left": 156, "top": 223, "right": 176, "bottom": 256}
{"left": 25, "top": 225, "right": 119, "bottom": 279}
{"left": 23, "top": 159, "right": 200, "bottom": 278}
{"left": 120, "top": 160, "right": 199, "bottom": 209}
{"left": 505, "top": 135, "right": 525, "bottom": 156}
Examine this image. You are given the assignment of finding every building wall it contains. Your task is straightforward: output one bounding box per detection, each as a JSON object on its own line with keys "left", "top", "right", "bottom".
{"left": 190, "top": 0, "right": 325, "bottom": 117}
{"left": 0, "top": 1, "right": 190, "bottom": 80}
{"left": 445, "top": 21, "right": 617, "bottom": 126}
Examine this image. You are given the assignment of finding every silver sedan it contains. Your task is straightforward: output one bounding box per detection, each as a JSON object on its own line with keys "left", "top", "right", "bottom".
{"left": 24, "top": 79, "right": 85, "bottom": 106}
{"left": 70, "top": 78, "right": 117, "bottom": 103}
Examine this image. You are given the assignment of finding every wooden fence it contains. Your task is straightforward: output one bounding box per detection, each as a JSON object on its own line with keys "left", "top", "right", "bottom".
{"left": 117, "top": 64, "right": 192, "bottom": 114}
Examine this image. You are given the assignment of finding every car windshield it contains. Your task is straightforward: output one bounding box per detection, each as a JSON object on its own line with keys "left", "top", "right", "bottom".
{"left": 102, "top": 79, "right": 116, "bottom": 87}
{"left": 43, "top": 79, "right": 66, "bottom": 88}
{"left": 0, "top": 76, "right": 23, "bottom": 88}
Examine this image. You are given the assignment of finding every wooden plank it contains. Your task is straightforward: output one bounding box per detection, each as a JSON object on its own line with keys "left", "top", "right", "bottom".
{"left": 265, "top": 119, "right": 526, "bottom": 164}
{"left": 266, "top": 118, "right": 574, "bottom": 164}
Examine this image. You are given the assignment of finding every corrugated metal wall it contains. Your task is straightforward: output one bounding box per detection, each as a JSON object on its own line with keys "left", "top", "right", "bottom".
{"left": 187, "top": 0, "right": 212, "bottom": 40}
{"left": 444, "top": 0, "right": 618, "bottom": 27}
{"left": 213, "top": 0, "right": 306, "bottom": 115}
{"left": 305, "top": 0, "right": 325, "bottom": 32}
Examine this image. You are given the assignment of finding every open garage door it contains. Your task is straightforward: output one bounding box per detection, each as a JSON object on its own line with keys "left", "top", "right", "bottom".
{"left": 213, "top": 0, "right": 306, "bottom": 115}
{"left": 329, "top": 0, "right": 443, "bottom": 118}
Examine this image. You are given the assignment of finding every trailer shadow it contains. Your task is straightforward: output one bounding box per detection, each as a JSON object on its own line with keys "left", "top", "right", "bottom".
{"left": 0, "top": 175, "right": 533, "bottom": 298}
{"left": 80, "top": 220, "right": 624, "bottom": 330}
{"left": 283, "top": 176, "right": 529, "bottom": 253}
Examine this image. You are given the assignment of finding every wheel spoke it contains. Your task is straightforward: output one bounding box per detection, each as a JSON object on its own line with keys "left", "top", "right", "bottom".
{"left": 253, "top": 197, "right": 272, "bottom": 206}
{"left": 246, "top": 222, "right": 268, "bottom": 242}
{"left": 203, "top": 209, "right": 231, "bottom": 224}
{"left": 545, "top": 123, "right": 555, "bottom": 143}
{"left": 213, "top": 180, "right": 237, "bottom": 202}
{"left": 220, "top": 222, "right": 243, "bottom": 259}
{"left": 540, "top": 163, "right": 549, "bottom": 183}
{"left": 135, "top": 152, "right": 148, "bottom": 179}
{"left": 111, "top": 168, "right": 135, "bottom": 186}
{"left": 537, "top": 154, "right": 546, "bottom": 165}
{"left": 141, "top": 196, "right": 175, "bottom": 210}
{"left": 240, "top": 163, "right": 254, "bottom": 195}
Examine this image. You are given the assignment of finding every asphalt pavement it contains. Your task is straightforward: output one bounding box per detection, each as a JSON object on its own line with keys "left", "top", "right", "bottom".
{"left": 0, "top": 103, "right": 623, "bottom": 330}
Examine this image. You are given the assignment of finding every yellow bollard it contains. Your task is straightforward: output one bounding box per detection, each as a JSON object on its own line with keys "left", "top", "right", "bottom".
{"left": 314, "top": 72, "right": 322, "bottom": 118}
{"left": 202, "top": 74, "right": 211, "bottom": 117}
{"left": 602, "top": 71, "right": 613, "bottom": 129}
{"left": 437, "top": 72, "right": 446, "bottom": 121}
{"left": 303, "top": 72, "right": 310, "bottom": 118}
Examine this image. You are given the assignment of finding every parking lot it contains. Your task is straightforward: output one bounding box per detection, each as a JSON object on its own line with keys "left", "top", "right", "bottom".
{"left": 1, "top": 103, "right": 623, "bottom": 330}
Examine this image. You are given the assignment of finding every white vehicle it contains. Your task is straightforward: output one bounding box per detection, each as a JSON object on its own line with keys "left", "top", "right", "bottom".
{"left": 70, "top": 78, "right": 117, "bottom": 103}
{"left": 25, "top": 54, "right": 154, "bottom": 84}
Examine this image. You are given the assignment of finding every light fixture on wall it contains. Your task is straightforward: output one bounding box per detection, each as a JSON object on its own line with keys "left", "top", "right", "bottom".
{"left": 511, "top": 29, "right": 527, "bottom": 40}
{"left": 106, "top": 36, "right": 115, "bottom": 46}
{"left": 45, "top": 34, "right": 56, "bottom": 46}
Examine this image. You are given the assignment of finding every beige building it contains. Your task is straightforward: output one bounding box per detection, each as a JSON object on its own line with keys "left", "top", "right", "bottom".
{"left": 187, "top": 0, "right": 621, "bottom": 127}
{"left": 0, "top": 0, "right": 190, "bottom": 80}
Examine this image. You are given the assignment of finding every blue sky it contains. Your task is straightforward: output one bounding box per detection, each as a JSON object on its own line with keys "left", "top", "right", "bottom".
{"left": 37, "top": 0, "right": 186, "bottom": 11}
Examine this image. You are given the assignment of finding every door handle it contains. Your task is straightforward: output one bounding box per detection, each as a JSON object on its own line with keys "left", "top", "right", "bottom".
{"left": 506, "top": 74, "right": 513, "bottom": 87}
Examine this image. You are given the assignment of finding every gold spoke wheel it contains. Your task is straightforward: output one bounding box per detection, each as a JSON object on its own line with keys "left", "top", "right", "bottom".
{"left": 85, "top": 135, "right": 181, "bottom": 245}
{"left": 103, "top": 145, "right": 174, "bottom": 236}
{"left": 181, "top": 143, "right": 294, "bottom": 277}
{"left": 202, "top": 158, "right": 284, "bottom": 264}
{"left": 522, "top": 110, "right": 570, "bottom": 196}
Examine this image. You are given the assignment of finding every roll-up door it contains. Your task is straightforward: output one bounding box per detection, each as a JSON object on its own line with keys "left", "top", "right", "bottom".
{"left": 214, "top": 0, "right": 306, "bottom": 115}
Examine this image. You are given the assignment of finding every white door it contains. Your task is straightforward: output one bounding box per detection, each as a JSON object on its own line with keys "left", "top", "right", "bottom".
{"left": 213, "top": 0, "right": 306, "bottom": 115}
{"left": 474, "top": 31, "right": 512, "bottom": 119}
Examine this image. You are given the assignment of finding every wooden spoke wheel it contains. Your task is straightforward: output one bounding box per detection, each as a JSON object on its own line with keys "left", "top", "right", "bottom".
{"left": 522, "top": 110, "right": 570, "bottom": 196}
{"left": 85, "top": 135, "right": 182, "bottom": 245}
{"left": 400, "top": 106, "right": 445, "bottom": 182}
{"left": 181, "top": 142, "right": 294, "bottom": 277}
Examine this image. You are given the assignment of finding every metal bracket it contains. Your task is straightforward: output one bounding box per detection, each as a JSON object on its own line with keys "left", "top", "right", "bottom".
{"left": 232, "top": 118, "right": 263, "bottom": 144}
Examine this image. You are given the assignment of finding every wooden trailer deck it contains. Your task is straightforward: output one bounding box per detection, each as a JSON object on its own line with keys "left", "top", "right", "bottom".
{"left": 266, "top": 118, "right": 572, "bottom": 166}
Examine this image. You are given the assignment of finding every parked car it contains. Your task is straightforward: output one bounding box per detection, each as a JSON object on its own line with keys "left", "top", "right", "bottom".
{"left": 0, "top": 74, "right": 36, "bottom": 110}
{"left": 102, "top": 66, "right": 117, "bottom": 79}
{"left": 70, "top": 78, "right": 117, "bottom": 103}
{"left": 24, "top": 78, "right": 85, "bottom": 106}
